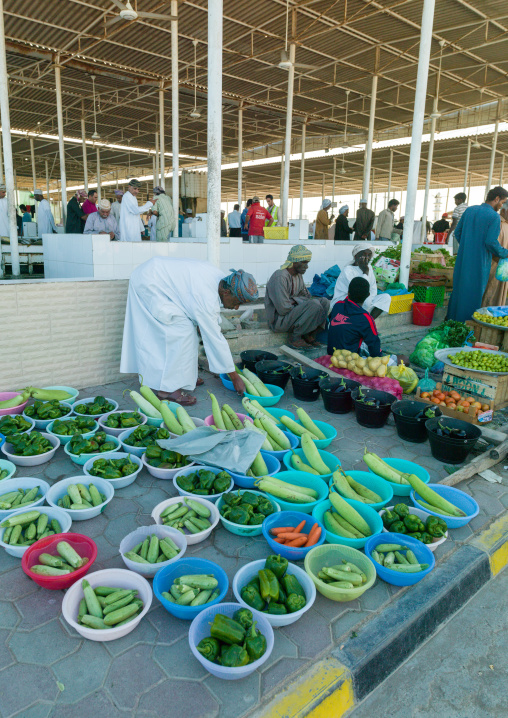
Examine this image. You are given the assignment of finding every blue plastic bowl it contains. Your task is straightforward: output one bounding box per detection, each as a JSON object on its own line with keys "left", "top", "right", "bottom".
{"left": 262, "top": 430, "right": 300, "bottom": 460}
{"left": 229, "top": 451, "right": 280, "bottom": 489}
{"left": 292, "top": 420, "right": 337, "bottom": 450}
{"left": 265, "top": 408, "right": 295, "bottom": 426}
{"left": 410, "top": 483, "right": 479, "bottom": 528}
{"left": 366, "top": 457, "right": 430, "bottom": 497}
{"left": 260, "top": 471, "right": 329, "bottom": 514}
{"left": 262, "top": 510, "right": 326, "bottom": 561}
{"left": 365, "top": 532, "right": 435, "bottom": 586}
{"left": 312, "top": 498, "right": 383, "bottom": 548}
{"left": 153, "top": 557, "right": 229, "bottom": 620}
{"left": 328, "top": 470, "right": 393, "bottom": 511}
{"left": 220, "top": 374, "right": 235, "bottom": 391}
{"left": 283, "top": 448, "right": 341, "bottom": 481}
{"left": 216, "top": 490, "right": 281, "bottom": 537}
{"left": 243, "top": 384, "right": 284, "bottom": 407}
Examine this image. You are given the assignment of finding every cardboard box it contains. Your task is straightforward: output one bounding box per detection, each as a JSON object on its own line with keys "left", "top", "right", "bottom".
{"left": 416, "top": 384, "right": 493, "bottom": 424}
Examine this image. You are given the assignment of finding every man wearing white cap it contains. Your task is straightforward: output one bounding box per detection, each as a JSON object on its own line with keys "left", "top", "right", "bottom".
{"left": 120, "top": 179, "right": 154, "bottom": 242}
{"left": 110, "top": 189, "right": 123, "bottom": 224}
{"left": 331, "top": 245, "right": 391, "bottom": 318}
{"left": 334, "top": 205, "right": 354, "bottom": 241}
{"left": 353, "top": 199, "right": 375, "bottom": 242}
{"left": 84, "top": 198, "right": 120, "bottom": 240}
{"left": 0, "top": 184, "right": 8, "bottom": 240}
{"left": 315, "top": 198, "right": 333, "bottom": 239}
{"left": 183, "top": 208, "right": 194, "bottom": 223}
{"left": 34, "top": 189, "right": 57, "bottom": 236}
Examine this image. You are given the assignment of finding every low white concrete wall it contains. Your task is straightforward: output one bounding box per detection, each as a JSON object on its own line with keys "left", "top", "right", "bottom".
{"left": 42, "top": 234, "right": 394, "bottom": 285}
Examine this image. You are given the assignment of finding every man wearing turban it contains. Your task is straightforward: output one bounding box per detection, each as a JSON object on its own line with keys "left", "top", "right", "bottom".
{"left": 110, "top": 189, "right": 124, "bottom": 224}
{"left": 264, "top": 245, "right": 329, "bottom": 348}
{"left": 314, "top": 199, "right": 333, "bottom": 240}
{"left": 121, "top": 260, "right": 259, "bottom": 405}
{"left": 83, "top": 198, "right": 120, "bottom": 240}
{"left": 334, "top": 205, "right": 354, "bottom": 242}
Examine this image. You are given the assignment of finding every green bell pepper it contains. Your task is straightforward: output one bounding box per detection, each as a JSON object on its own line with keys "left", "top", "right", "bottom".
{"left": 213, "top": 475, "right": 232, "bottom": 493}
{"left": 420, "top": 532, "right": 433, "bottom": 544}
{"left": 393, "top": 503, "right": 409, "bottom": 518}
{"left": 222, "top": 492, "right": 242, "bottom": 507}
{"left": 259, "top": 569, "right": 279, "bottom": 603}
{"left": 223, "top": 505, "right": 251, "bottom": 525}
{"left": 264, "top": 554, "right": 288, "bottom": 581}
{"left": 426, "top": 516, "right": 447, "bottom": 537}
{"left": 220, "top": 643, "right": 249, "bottom": 667}
{"left": 286, "top": 593, "right": 306, "bottom": 613}
{"left": 257, "top": 499, "right": 276, "bottom": 517}
{"left": 233, "top": 608, "right": 253, "bottom": 630}
{"left": 282, "top": 573, "right": 305, "bottom": 599}
{"left": 176, "top": 474, "right": 196, "bottom": 493}
{"left": 197, "top": 470, "right": 216, "bottom": 490}
{"left": 209, "top": 614, "right": 245, "bottom": 645}
{"left": 249, "top": 514, "right": 265, "bottom": 526}
{"left": 240, "top": 584, "right": 265, "bottom": 612}
{"left": 389, "top": 520, "right": 407, "bottom": 534}
{"left": 403, "top": 514, "right": 422, "bottom": 533}
{"left": 265, "top": 602, "right": 287, "bottom": 615}
{"left": 382, "top": 510, "right": 399, "bottom": 528}
{"left": 197, "top": 636, "right": 220, "bottom": 662}
{"left": 244, "top": 621, "right": 267, "bottom": 661}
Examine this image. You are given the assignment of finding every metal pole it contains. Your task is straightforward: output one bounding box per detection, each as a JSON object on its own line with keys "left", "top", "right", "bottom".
{"left": 280, "top": 151, "right": 285, "bottom": 207}
{"left": 486, "top": 104, "right": 500, "bottom": 193}
{"left": 500, "top": 155, "right": 505, "bottom": 186}
{"left": 0, "top": 130, "right": 3, "bottom": 184}
{"left": 387, "top": 148, "right": 393, "bottom": 199}
{"left": 54, "top": 56, "right": 67, "bottom": 224}
{"left": 81, "top": 102, "right": 88, "bottom": 192}
{"left": 0, "top": 0, "right": 20, "bottom": 277}
{"left": 421, "top": 110, "right": 440, "bottom": 242}
{"left": 362, "top": 69, "right": 378, "bottom": 200}
{"left": 370, "top": 166, "right": 375, "bottom": 208}
{"left": 237, "top": 103, "right": 243, "bottom": 207}
{"left": 96, "top": 146, "right": 101, "bottom": 201}
{"left": 207, "top": 0, "right": 222, "bottom": 266}
{"left": 463, "top": 139, "right": 471, "bottom": 194}
{"left": 45, "top": 159, "right": 50, "bottom": 197}
{"left": 30, "top": 137, "right": 38, "bottom": 223}
{"left": 115, "top": 169, "right": 119, "bottom": 188}
{"left": 299, "top": 119, "right": 306, "bottom": 220}
{"left": 282, "top": 42, "right": 296, "bottom": 226}
{"left": 155, "top": 132, "right": 159, "bottom": 186}
{"left": 332, "top": 157, "right": 336, "bottom": 207}
{"left": 159, "top": 82, "right": 165, "bottom": 189}
{"left": 399, "top": 0, "right": 435, "bottom": 288}
{"left": 322, "top": 173, "right": 325, "bottom": 201}
{"left": 171, "top": 0, "right": 180, "bottom": 236}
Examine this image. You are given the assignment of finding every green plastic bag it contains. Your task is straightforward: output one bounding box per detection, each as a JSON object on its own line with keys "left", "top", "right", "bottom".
{"left": 387, "top": 361, "right": 419, "bottom": 394}
{"left": 409, "top": 331, "right": 447, "bottom": 369}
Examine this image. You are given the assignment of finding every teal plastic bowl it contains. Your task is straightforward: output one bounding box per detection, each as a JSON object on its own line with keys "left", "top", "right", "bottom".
{"left": 215, "top": 489, "right": 281, "bottom": 536}
{"left": 260, "top": 471, "right": 329, "bottom": 514}
{"left": 42, "top": 385, "right": 79, "bottom": 404}
{"left": 283, "top": 448, "right": 341, "bottom": 481}
{"left": 366, "top": 458, "right": 430, "bottom": 497}
{"left": 63, "top": 435, "right": 121, "bottom": 466}
{"left": 243, "top": 384, "right": 284, "bottom": 407}
{"left": 0, "top": 458, "right": 16, "bottom": 481}
{"left": 47, "top": 419, "right": 98, "bottom": 446}
{"left": 312, "top": 498, "right": 383, "bottom": 548}
{"left": 292, "top": 419, "right": 337, "bottom": 449}
{"left": 329, "top": 470, "right": 393, "bottom": 511}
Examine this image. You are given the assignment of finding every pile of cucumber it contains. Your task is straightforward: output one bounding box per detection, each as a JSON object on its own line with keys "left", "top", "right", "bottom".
{"left": 371, "top": 543, "right": 429, "bottom": 573}
{"left": 30, "top": 541, "right": 89, "bottom": 576}
{"left": 323, "top": 491, "right": 373, "bottom": 539}
{"left": 317, "top": 559, "right": 369, "bottom": 589}
{"left": 56, "top": 483, "right": 107, "bottom": 510}
{"left": 162, "top": 573, "right": 220, "bottom": 607}
{"left": 77, "top": 581, "right": 144, "bottom": 629}
{"left": 0, "top": 487, "right": 43, "bottom": 511}
{"left": 1, "top": 510, "right": 62, "bottom": 546}
{"left": 159, "top": 498, "right": 213, "bottom": 535}
{"left": 123, "top": 534, "right": 181, "bottom": 564}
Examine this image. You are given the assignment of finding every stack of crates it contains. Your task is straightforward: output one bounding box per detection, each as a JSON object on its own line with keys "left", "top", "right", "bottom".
{"left": 412, "top": 285, "right": 446, "bottom": 307}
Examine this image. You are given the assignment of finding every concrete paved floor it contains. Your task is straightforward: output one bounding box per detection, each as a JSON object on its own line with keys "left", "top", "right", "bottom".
{"left": 349, "top": 568, "right": 508, "bottom": 718}
{"left": 0, "top": 373, "right": 506, "bottom": 717}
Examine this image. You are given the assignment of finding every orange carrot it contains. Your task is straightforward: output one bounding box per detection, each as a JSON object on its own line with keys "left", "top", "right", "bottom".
{"left": 306, "top": 522, "right": 319, "bottom": 542}
{"left": 286, "top": 536, "right": 308, "bottom": 547}
{"left": 294, "top": 520, "right": 306, "bottom": 533}
{"left": 276, "top": 532, "right": 307, "bottom": 541}
{"left": 273, "top": 537, "right": 285, "bottom": 543}
{"left": 305, "top": 525, "right": 322, "bottom": 547}
{"left": 270, "top": 527, "right": 294, "bottom": 536}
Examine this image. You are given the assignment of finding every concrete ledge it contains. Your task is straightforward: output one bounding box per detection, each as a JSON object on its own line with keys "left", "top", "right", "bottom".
{"left": 256, "top": 512, "right": 508, "bottom": 717}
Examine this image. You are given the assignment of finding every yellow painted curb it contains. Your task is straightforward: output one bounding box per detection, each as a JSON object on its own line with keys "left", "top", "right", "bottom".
{"left": 472, "top": 513, "right": 508, "bottom": 576}
{"left": 257, "top": 657, "right": 354, "bottom": 718}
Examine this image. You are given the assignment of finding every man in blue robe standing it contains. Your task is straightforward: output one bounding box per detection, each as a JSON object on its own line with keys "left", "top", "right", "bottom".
{"left": 447, "top": 186, "right": 508, "bottom": 322}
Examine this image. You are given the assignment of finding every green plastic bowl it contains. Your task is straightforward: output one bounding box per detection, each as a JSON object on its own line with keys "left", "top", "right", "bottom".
{"left": 304, "top": 543, "right": 376, "bottom": 602}
{"left": 215, "top": 490, "right": 281, "bottom": 536}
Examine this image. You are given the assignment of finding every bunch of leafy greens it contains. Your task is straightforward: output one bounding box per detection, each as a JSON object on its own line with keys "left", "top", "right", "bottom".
{"left": 433, "top": 319, "right": 469, "bottom": 347}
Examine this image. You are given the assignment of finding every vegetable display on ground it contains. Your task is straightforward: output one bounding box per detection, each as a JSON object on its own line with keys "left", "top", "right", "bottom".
{"left": 159, "top": 499, "right": 213, "bottom": 535}
{"left": 144, "top": 447, "right": 189, "bottom": 470}
{"left": 240, "top": 555, "right": 307, "bottom": 615}
{"left": 269, "top": 519, "right": 322, "bottom": 547}
{"left": 420, "top": 388, "right": 490, "bottom": 414}
{"left": 29, "top": 541, "right": 89, "bottom": 575}
{"left": 68, "top": 432, "right": 117, "bottom": 456}
{"left": 161, "top": 573, "right": 220, "bottom": 606}
{"left": 122, "top": 425, "right": 170, "bottom": 448}
{"left": 103, "top": 412, "right": 144, "bottom": 429}
{"left": 74, "top": 396, "right": 116, "bottom": 416}
{"left": 0, "top": 415, "right": 32, "bottom": 436}
{"left": 56, "top": 483, "right": 107, "bottom": 510}
{"left": 372, "top": 544, "right": 429, "bottom": 573}
{"left": 219, "top": 491, "right": 276, "bottom": 525}
{"left": 88, "top": 457, "right": 139, "bottom": 480}
{"left": 1, "top": 511, "right": 61, "bottom": 545}
{"left": 316, "top": 558, "right": 369, "bottom": 589}
{"left": 330, "top": 468, "right": 382, "bottom": 504}
{"left": 124, "top": 534, "right": 181, "bottom": 564}
{"left": 0, "top": 488, "right": 43, "bottom": 510}
{"left": 76, "top": 580, "right": 144, "bottom": 629}
{"left": 447, "top": 350, "right": 508, "bottom": 373}
{"left": 24, "top": 400, "right": 71, "bottom": 421}
{"left": 6, "top": 431, "right": 53, "bottom": 456}
{"left": 330, "top": 350, "right": 390, "bottom": 377}
{"left": 176, "top": 469, "right": 232, "bottom": 496}
{"left": 50, "top": 418, "right": 97, "bottom": 435}
{"left": 323, "top": 491, "right": 373, "bottom": 539}
{"left": 197, "top": 610, "right": 268, "bottom": 666}
{"left": 381, "top": 504, "right": 446, "bottom": 543}
{"left": 255, "top": 477, "right": 319, "bottom": 505}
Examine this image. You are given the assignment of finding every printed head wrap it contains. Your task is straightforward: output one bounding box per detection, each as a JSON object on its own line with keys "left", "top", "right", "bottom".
{"left": 223, "top": 269, "right": 258, "bottom": 303}
{"left": 281, "top": 244, "right": 312, "bottom": 270}
{"left": 339, "top": 205, "right": 349, "bottom": 215}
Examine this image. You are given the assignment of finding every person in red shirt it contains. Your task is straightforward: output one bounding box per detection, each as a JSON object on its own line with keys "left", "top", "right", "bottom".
{"left": 244, "top": 196, "right": 273, "bottom": 243}
{"left": 81, "top": 189, "right": 98, "bottom": 225}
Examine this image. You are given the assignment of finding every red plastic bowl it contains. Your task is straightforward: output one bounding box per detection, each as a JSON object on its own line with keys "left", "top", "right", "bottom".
{"left": 0, "top": 392, "right": 29, "bottom": 417}
{"left": 22, "top": 533, "right": 98, "bottom": 590}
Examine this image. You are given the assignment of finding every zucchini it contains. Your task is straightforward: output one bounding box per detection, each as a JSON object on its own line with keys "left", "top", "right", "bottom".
{"left": 295, "top": 407, "right": 327, "bottom": 440}
{"left": 301, "top": 434, "right": 330, "bottom": 474}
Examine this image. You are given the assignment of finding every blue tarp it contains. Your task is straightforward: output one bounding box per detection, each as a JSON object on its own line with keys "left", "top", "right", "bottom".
{"left": 309, "top": 264, "right": 341, "bottom": 298}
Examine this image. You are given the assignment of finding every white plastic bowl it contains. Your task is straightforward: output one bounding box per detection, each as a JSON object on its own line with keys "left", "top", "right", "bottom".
{"left": 61, "top": 568, "right": 152, "bottom": 641}
{"left": 46, "top": 418, "right": 98, "bottom": 446}
{"left": 142, "top": 452, "right": 195, "bottom": 481}
{"left": 98, "top": 411, "right": 147, "bottom": 438}
{"left": 189, "top": 602, "right": 274, "bottom": 680}
{"left": 119, "top": 524, "right": 187, "bottom": 577}
{"left": 0, "top": 505, "right": 71, "bottom": 558}
{"left": 379, "top": 505, "right": 448, "bottom": 553}
{"left": 173, "top": 465, "right": 234, "bottom": 499}
{"left": 118, "top": 426, "right": 172, "bottom": 458}
{"left": 167, "top": 416, "right": 205, "bottom": 438}
{"left": 232, "top": 559, "right": 316, "bottom": 627}
{"left": 82, "top": 452, "right": 143, "bottom": 489}
{"left": 72, "top": 397, "right": 119, "bottom": 419}
{"left": 1, "top": 432, "right": 60, "bottom": 467}
{"left": 0, "top": 477, "right": 50, "bottom": 521}
{"left": 46, "top": 476, "right": 114, "bottom": 520}
{"left": 22, "top": 402, "right": 73, "bottom": 431}
{"left": 151, "top": 496, "right": 220, "bottom": 545}
{"left": 42, "top": 385, "right": 79, "bottom": 403}
{"left": 0, "top": 459, "right": 16, "bottom": 482}
{"left": 64, "top": 435, "right": 121, "bottom": 466}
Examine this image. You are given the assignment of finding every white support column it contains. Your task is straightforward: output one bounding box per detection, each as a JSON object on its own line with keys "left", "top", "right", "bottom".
{"left": 500, "top": 155, "right": 505, "bottom": 186}
{"left": 370, "top": 166, "right": 375, "bottom": 208}
{"left": 321, "top": 173, "right": 325, "bottom": 201}
{"left": 81, "top": 102, "right": 88, "bottom": 192}
{"left": 282, "top": 42, "right": 296, "bottom": 226}
{"left": 159, "top": 82, "right": 165, "bottom": 189}
{"left": 299, "top": 119, "right": 306, "bottom": 219}
{"left": 96, "top": 146, "right": 101, "bottom": 201}
{"left": 421, "top": 108, "right": 440, "bottom": 241}
{"left": 0, "top": 0, "right": 20, "bottom": 276}
{"left": 54, "top": 56, "right": 67, "bottom": 224}
{"left": 237, "top": 103, "right": 243, "bottom": 206}
{"left": 171, "top": 0, "right": 180, "bottom": 235}
{"left": 0, "top": 130, "right": 3, "bottom": 184}
{"left": 399, "top": 0, "right": 435, "bottom": 288}
{"left": 486, "top": 104, "right": 500, "bottom": 193}
{"left": 207, "top": 0, "right": 222, "bottom": 266}
{"left": 332, "top": 157, "right": 336, "bottom": 207}
{"left": 362, "top": 69, "right": 378, "bottom": 200}
{"left": 45, "top": 159, "right": 50, "bottom": 197}
{"left": 152, "top": 154, "right": 156, "bottom": 184}
{"left": 154, "top": 133, "right": 159, "bottom": 186}
{"left": 30, "top": 137, "right": 38, "bottom": 223}
{"left": 463, "top": 138, "right": 471, "bottom": 195}
{"left": 387, "top": 148, "right": 393, "bottom": 198}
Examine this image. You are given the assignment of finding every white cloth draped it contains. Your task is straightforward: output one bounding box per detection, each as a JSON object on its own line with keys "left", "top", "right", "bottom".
{"left": 331, "top": 263, "right": 392, "bottom": 314}
{"left": 119, "top": 191, "right": 152, "bottom": 242}
{"left": 120, "top": 258, "right": 234, "bottom": 392}
{"left": 37, "top": 199, "right": 57, "bottom": 235}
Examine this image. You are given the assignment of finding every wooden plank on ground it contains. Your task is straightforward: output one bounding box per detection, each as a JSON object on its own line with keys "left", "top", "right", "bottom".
{"left": 440, "top": 438, "right": 508, "bottom": 486}
{"left": 279, "top": 345, "right": 337, "bottom": 377}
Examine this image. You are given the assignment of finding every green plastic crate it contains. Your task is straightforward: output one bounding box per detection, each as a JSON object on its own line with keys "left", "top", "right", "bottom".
{"left": 412, "top": 285, "right": 445, "bottom": 307}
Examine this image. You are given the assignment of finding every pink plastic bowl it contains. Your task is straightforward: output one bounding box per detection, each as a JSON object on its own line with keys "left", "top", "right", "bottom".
{"left": 0, "top": 392, "right": 29, "bottom": 417}
{"left": 204, "top": 413, "right": 252, "bottom": 431}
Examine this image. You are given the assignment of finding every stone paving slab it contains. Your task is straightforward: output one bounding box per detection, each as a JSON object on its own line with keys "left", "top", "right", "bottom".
{"left": 0, "top": 374, "right": 506, "bottom": 717}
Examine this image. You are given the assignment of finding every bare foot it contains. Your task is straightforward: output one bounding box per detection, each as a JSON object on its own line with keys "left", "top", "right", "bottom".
{"left": 156, "top": 389, "right": 197, "bottom": 406}
{"left": 288, "top": 336, "right": 309, "bottom": 349}
{"left": 196, "top": 377, "right": 204, "bottom": 386}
